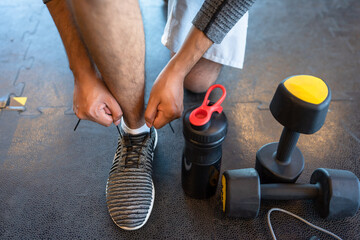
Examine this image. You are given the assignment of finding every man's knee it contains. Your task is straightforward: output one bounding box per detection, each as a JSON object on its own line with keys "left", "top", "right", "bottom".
{"left": 184, "top": 62, "right": 222, "bottom": 93}
{"left": 184, "top": 74, "right": 214, "bottom": 93}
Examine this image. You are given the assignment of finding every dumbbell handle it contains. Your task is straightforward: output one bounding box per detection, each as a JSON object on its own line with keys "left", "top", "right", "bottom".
{"left": 261, "top": 183, "right": 319, "bottom": 200}
{"left": 276, "top": 127, "right": 300, "bottom": 163}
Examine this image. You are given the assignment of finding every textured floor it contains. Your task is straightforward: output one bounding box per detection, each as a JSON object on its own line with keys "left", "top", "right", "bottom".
{"left": 0, "top": 0, "right": 359, "bottom": 239}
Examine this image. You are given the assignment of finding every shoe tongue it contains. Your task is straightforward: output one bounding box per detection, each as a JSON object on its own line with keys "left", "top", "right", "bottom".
{"left": 122, "top": 132, "right": 149, "bottom": 168}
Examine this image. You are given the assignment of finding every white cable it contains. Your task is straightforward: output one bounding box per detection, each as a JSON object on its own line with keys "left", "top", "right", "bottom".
{"left": 267, "top": 208, "right": 343, "bottom": 240}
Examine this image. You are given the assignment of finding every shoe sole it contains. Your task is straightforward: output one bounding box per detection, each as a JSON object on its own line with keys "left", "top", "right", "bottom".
{"left": 106, "top": 128, "right": 158, "bottom": 231}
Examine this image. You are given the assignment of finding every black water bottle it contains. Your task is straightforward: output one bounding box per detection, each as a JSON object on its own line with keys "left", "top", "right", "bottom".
{"left": 182, "top": 84, "right": 228, "bottom": 199}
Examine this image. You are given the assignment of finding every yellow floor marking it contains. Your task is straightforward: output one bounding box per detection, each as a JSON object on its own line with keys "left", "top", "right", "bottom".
{"left": 12, "top": 97, "right": 27, "bottom": 106}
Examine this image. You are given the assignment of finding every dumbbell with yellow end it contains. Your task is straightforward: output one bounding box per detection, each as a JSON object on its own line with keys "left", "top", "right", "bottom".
{"left": 221, "top": 168, "right": 360, "bottom": 218}
{"left": 255, "top": 75, "right": 331, "bottom": 183}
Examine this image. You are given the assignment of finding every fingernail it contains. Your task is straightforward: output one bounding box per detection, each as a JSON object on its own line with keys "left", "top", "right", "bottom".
{"left": 114, "top": 119, "right": 121, "bottom": 126}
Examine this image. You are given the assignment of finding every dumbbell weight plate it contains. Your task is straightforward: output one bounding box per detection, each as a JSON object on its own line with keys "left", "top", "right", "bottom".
{"left": 310, "top": 168, "right": 360, "bottom": 218}
{"left": 256, "top": 142, "right": 304, "bottom": 183}
{"left": 222, "top": 168, "right": 261, "bottom": 218}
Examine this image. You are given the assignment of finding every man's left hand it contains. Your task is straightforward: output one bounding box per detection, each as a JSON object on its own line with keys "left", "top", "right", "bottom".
{"left": 145, "top": 66, "right": 184, "bottom": 129}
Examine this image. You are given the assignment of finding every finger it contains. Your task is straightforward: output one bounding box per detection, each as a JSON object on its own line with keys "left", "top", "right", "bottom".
{"left": 104, "top": 107, "right": 111, "bottom": 115}
{"left": 73, "top": 105, "right": 89, "bottom": 121}
{"left": 152, "top": 110, "right": 171, "bottom": 129}
{"left": 144, "top": 97, "right": 159, "bottom": 128}
{"left": 91, "top": 104, "right": 113, "bottom": 127}
{"left": 106, "top": 97, "right": 123, "bottom": 125}
{"left": 95, "top": 110, "right": 113, "bottom": 127}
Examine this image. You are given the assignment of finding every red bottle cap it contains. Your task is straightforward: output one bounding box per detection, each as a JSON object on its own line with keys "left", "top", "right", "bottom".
{"left": 189, "top": 84, "right": 227, "bottom": 126}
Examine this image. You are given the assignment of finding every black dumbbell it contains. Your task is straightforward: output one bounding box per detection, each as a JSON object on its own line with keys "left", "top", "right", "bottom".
{"left": 221, "top": 168, "right": 360, "bottom": 219}
{"left": 256, "top": 75, "right": 331, "bottom": 183}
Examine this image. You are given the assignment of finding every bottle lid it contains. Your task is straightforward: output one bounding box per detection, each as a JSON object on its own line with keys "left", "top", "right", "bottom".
{"left": 183, "top": 108, "right": 228, "bottom": 145}
{"left": 183, "top": 84, "right": 228, "bottom": 145}
{"left": 189, "top": 84, "right": 226, "bottom": 127}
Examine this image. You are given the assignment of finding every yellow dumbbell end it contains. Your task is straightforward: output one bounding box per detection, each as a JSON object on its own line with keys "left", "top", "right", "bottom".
{"left": 221, "top": 175, "right": 226, "bottom": 213}
{"left": 270, "top": 75, "right": 331, "bottom": 134}
{"left": 284, "top": 75, "right": 328, "bottom": 105}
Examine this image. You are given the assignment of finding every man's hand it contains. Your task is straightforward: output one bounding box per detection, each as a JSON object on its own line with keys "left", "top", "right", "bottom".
{"left": 73, "top": 71, "right": 122, "bottom": 127}
{"left": 46, "top": 0, "right": 121, "bottom": 127}
{"left": 145, "top": 66, "right": 184, "bottom": 129}
{"left": 145, "top": 27, "right": 213, "bottom": 129}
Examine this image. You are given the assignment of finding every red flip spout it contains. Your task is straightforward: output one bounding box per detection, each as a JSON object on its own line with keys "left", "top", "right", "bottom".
{"left": 189, "top": 84, "right": 227, "bottom": 127}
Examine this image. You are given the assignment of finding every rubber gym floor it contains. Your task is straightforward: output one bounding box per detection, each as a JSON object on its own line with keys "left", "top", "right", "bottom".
{"left": 0, "top": 0, "right": 359, "bottom": 239}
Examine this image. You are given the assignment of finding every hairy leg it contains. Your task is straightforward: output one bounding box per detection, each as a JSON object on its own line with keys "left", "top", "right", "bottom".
{"left": 68, "top": 0, "right": 145, "bottom": 128}
{"left": 171, "top": 52, "right": 222, "bottom": 93}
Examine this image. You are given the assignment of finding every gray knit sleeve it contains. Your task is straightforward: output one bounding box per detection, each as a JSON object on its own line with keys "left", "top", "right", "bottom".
{"left": 192, "top": 0, "right": 255, "bottom": 44}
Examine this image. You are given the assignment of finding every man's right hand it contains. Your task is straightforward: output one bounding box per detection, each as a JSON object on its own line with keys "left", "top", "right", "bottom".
{"left": 45, "top": 0, "right": 122, "bottom": 127}
{"left": 73, "top": 70, "right": 122, "bottom": 127}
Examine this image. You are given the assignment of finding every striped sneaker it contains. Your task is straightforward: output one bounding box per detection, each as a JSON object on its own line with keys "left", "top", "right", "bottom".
{"left": 106, "top": 127, "right": 158, "bottom": 230}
